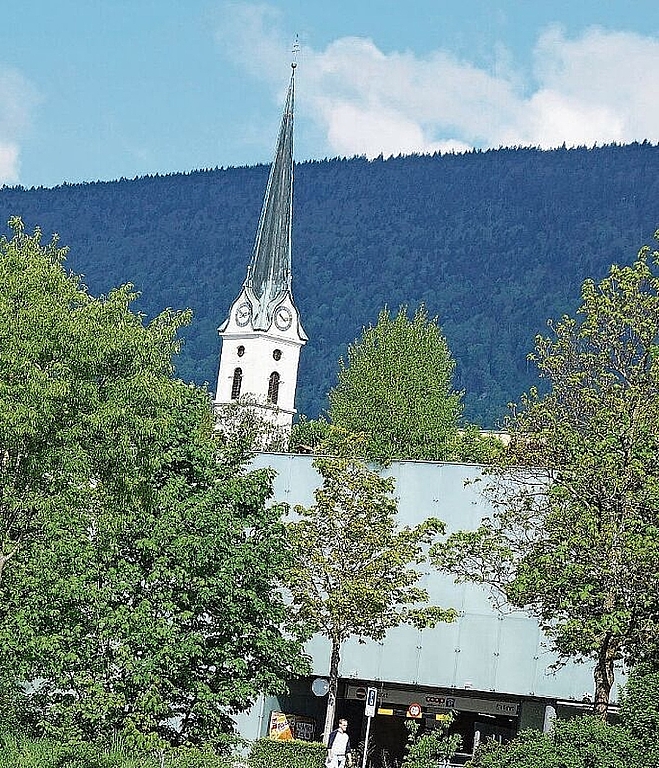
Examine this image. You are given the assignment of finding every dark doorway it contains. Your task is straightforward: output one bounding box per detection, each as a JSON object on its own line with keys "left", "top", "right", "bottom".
{"left": 357, "top": 711, "right": 517, "bottom": 768}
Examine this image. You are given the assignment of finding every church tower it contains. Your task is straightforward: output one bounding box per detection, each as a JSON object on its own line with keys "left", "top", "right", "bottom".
{"left": 214, "top": 62, "right": 307, "bottom": 429}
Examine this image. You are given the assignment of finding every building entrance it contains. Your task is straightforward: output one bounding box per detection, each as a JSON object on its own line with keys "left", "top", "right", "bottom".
{"left": 366, "top": 711, "right": 516, "bottom": 767}
{"left": 345, "top": 683, "right": 519, "bottom": 768}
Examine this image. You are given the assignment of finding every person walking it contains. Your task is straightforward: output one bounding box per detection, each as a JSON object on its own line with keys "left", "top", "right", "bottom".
{"left": 326, "top": 718, "right": 352, "bottom": 768}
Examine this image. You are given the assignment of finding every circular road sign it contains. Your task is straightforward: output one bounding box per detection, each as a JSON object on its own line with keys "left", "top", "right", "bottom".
{"left": 312, "top": 678, "right": 330, "bottom": 697}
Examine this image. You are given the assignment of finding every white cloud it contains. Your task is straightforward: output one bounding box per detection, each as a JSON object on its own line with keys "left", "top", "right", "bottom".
{"left": 214, "top": 2, "right": 291, "bottom": 85}
{"left": 0, "top": 143, "right": 19, "bottom": 185}
{"left": 521, "top": 26, "right": 659, "bottom": 147}
{"left": 0, "top": 68, "right": 38, "bottom": 184}
{"left": 217, "top": 5, "right": 659, "bottom": 159}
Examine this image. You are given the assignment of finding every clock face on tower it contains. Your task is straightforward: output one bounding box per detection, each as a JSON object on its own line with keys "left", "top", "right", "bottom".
{"left": 235, "top": 302, "right": 252, "bottom": 327}
{"left": 274, "top": 305, "right": 292, "bottom": 331}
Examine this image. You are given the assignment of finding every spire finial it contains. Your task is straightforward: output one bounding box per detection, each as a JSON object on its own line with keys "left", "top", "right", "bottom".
{"left": 291, "top": 35, "right": 300, "bottom": 69}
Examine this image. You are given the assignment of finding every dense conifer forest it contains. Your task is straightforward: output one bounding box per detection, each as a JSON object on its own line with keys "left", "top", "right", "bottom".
{"left": 2, "top": 143, "right": 657, "bottom": 426}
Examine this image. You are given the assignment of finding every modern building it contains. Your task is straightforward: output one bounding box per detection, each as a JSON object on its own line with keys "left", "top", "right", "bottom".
{"left": 233, "top": 453, "right": 617, "bottom": 766}
{"left": 214, "top": 62, "right": 306, "bottom": 430}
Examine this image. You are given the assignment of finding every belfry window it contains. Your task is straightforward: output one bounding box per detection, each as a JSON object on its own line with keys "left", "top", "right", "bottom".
{"left": 231, "top": 367, "right": 243, "bottom": 400}
{"left": 268, "top": 371, "right": 280, "bottom": 404}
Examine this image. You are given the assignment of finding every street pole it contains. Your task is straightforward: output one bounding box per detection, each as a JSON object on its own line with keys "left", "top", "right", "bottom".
{"left": 362, "top": 687, "right": 378, "bottom": 768}
{"left": 361, "top": 714, "right": 372, "bottom": 768}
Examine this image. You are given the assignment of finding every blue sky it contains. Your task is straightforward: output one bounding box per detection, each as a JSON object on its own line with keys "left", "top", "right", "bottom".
{"left": 3, "top": 1, "right": 659, "bottom": 188}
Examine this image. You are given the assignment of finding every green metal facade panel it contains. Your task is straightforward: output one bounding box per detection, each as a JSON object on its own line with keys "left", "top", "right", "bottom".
{"left": 252, "top": 452, "right": 616, "bottom": 705}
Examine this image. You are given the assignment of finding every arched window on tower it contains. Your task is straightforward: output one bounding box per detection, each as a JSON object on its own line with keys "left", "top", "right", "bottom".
{"left": 231, "top": 367, "right": 243, "bottom": 400}
{"left": 267, "top": 371, "right": 280, "bottom": 404}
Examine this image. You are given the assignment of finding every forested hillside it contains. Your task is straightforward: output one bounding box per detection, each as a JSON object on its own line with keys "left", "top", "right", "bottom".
{"left": 1, "top": 143, "right": 657, "bottom": 426}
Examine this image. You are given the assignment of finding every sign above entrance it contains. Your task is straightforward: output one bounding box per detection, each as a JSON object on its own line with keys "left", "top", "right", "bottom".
{"left": 346, "top": 685, "right": 519, "bottom": 717}
{"left": 406, "top": 703, "right": 422, "bottom": 718}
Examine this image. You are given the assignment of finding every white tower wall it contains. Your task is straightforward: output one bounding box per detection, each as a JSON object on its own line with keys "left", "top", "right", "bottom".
{"left": 215, "top": 294, "right": 305, "bottom": 428}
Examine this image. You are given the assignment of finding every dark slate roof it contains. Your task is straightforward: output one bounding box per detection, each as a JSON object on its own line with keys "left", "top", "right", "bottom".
{"left": 244, "top": 65, "right": 296, "bottom": 331}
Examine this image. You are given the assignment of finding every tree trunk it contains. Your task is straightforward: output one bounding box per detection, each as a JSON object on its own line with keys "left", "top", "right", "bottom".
{"left": 593, "top": 632, "right": 618, "bottom": 720}
{"left": 322, "top": 639, "right": 341, "bottom": 744}
{"left": 0, "top": 546, "right": 17, "bottom": 586}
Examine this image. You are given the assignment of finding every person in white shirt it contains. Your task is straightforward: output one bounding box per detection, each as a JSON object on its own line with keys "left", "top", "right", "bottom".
{"left": 326, "top": 718, "right": 352, "bottom": 768}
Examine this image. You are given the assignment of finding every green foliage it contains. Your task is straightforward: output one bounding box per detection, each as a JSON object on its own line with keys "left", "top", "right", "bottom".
{"left": 289, "top": 416, "right": 332, "bottom": 453}
{"left": 328, "top": 305, "right": 463, "bottom": 462}
{"left": 451, "top": 426, "right": 506, "bottom": 464}
{"left": 164, "top": 745, "right": 234, "bottom": 768}
{"left": 214, "top": 395, "right": 289, "bottom": 456}
{"left": 248, "top": 738, "right": 326, "bottom": 768}
{"left": 0, "top": 219, "right": 306, "bottom": 747}
{"left": 402, "top": 718, "right": 461, "bottom": 768}
{"left": 0, "top": 735, "right": 148, "bottom": 768}
{"left": 286, "top": 448, "right": 456, "bottom": 645}
{"left": 0, "top": 734, "right": 234, "bottom": 768}
{"left": 468, "top": 716, "right": 638, "bottom": 768}
{"left": 435, "top": 235, "right": 659, "bottom": 713}
{"left": 285, "top": 438, "right": 455, "bottom": 735}
{"left": 618, "top": 664, "right": 659, "bottom": 767}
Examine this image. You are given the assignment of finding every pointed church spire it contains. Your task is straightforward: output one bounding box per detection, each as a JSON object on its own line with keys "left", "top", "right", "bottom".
{"left": 243, "top": 63, "right": 296, "bottom": 331}
{"left": 214, "top": 57, "right": 306, "bottom": 430}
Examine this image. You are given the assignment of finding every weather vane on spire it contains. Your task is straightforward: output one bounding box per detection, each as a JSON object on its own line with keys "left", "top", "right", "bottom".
{"left": 291, "top": 35, "right": 300, "bottom": 69}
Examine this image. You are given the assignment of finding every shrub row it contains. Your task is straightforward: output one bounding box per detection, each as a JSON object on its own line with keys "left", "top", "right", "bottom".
{"left": 0, "top": 736, "right": 233, "bottom": 768}
{"left": 248, "top": 738, "right": 326, "bottom": 768}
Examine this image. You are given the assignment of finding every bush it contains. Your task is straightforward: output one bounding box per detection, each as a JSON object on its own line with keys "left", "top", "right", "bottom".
{"left": 248, "top": 738, "right": 326, "bottom": 768}
{"left": 619, "top": 663, "right": 659, "bottom": 768}
{"left": 0, "top": 735, "right": 235, "bottom": 768}
{"left": 166, "top": 745, "right": 232, "bottom": 768}
{"left": 0, "top": 735, "right": 156, "bottom": 768}
{"left": 468, "top": 715, "right": 638, "bottom": 768}
{"left": 401, "top": 718, "right": 460, "bottom": 768}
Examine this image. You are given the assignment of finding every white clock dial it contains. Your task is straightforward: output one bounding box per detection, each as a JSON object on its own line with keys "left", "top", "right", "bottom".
{"left": 235, "top": 302, "right": 252, "bottom": 327}
{"left": 274, "top": 306, "right": 292, "bottom": 331}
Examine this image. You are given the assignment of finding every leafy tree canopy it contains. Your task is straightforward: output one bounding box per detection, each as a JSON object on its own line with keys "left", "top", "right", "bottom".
{"left": 327, "top": 305, "right": 463, "bottom": 461}
{"left": 0, "top": 218, "right": 306, "bottom": 748}
{"left": 434, "top": 234, "right": 659, "bottom": 716}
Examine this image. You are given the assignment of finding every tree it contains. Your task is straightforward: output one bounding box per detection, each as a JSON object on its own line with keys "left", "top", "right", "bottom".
{"left": 327, "top": 305, "right": 463, "bottom": 461}
{"left": 289, "top": 414, "right": 331, "bottom": 453}
{"left": 284, "top": 431, "right": 456, "bottom": 742}
{"left": 0, "top": 217, "right": 191, "bottom": 585}
{"left": 214, "top": 394, "right": 289, "bottom": 456}
{"left": 0, "top": 218, "right": 306, "bottom": 746}
{"left": 434, "top": 236, "right": 659, "bottom": 717}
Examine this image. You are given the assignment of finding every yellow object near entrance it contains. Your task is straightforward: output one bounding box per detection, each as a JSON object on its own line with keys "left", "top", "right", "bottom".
{"left": 377, "top": 708, "right": 394, "bottom": 716}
